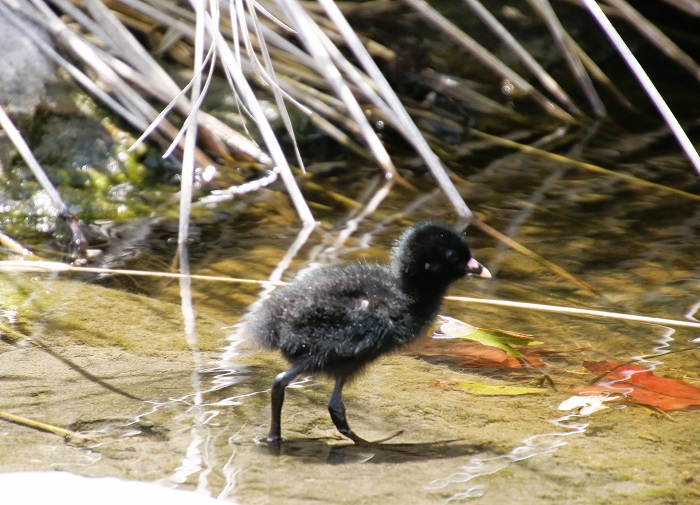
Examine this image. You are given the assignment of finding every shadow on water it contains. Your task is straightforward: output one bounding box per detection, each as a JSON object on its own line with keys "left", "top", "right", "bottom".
{"left": 246, "top": 437, "right": 488, "bottom": 465}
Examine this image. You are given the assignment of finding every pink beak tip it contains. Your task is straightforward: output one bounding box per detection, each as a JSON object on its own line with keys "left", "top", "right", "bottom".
{"left": 467, "top": 257, "right": 492, "bottom": 279}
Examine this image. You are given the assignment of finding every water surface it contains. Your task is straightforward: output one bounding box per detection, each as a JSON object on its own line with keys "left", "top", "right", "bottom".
{"left": 2, "top": 145, "right": 699, "bottom": 504}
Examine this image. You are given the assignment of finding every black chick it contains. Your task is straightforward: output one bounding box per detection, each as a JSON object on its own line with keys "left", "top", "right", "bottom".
{"left": 244, "top": 222, "right": 491, "bottom": 444}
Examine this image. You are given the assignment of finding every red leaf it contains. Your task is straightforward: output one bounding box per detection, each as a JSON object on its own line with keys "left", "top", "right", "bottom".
{"left": 574, "top": 361, "right": 700, "bottom": 411}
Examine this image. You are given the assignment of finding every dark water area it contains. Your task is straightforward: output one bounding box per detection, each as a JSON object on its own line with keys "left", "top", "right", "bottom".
{"left": 2, "top": 2, "right": 700, "bottom": 504}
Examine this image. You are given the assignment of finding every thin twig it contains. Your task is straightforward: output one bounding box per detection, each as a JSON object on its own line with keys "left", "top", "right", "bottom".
{"left": 401, "top": 0, "right": 576, "bottom": 124}
{"left": 461, "top": 0, "right": 581, "bottom": 116}
{"left": 606, "top": 0, "right": 700, "bottom": 83}
{"left": 3, "top": 260, "right": 699, "bottom": 329}
{"left": 527, "top": 0, "right": 605, "bottom": 117}
{"left": 279, "top": 0, "right": 400, "bottom": 181}
{"left": 0, "top": 102, "right": 88, "bottom": 251}
{"left": 318, "top": 0, "right": 474, "bottom": 218}
{"left": 581, "top": 0, "right": 700, "bottom": 175}
{"left": 469, "top": 129, "right": 700, "bottom": 201}
{"left": 0, "top": 260, "right": 286, "bottom": 286}
{"left": 202, "top": 5, "right": 316, "bottom": 225}
{"left": 0, "top": 410, "right": 85, "bottom": 440}
{"left": 469, "top": 218, "right": 604, "bottom": 298}
{"left": 446, "top": 296, "right": 700, "bottom": 329}
{"left": 0, "top": 231, "right": 38, "bottom": 259}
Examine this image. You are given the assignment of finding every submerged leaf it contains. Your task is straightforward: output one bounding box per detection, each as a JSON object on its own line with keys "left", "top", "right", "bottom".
{"left": 423, "top": 316, "right": 553, "bottom": 391}
{"left": 430, "top": 379, "right": 547, "bottom": 396}
{"left": 438, "top": 316, "right": 541, "bottom": 359}
{"left": 412, "top": 339, "right": 547, "bottom": 369}
{"left": 573, "top": 361, "right": 700, "bottom": 411}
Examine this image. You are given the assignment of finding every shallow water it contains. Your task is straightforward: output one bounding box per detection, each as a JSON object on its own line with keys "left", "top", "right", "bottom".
{"left": 2, "top": 1, "right": 700, "bottom": 501}
{"left": 2, "top": 138, "right": 699, "bottom": 504}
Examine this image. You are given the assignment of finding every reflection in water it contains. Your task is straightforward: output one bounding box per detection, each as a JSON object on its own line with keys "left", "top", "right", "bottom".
{"left": 250, "top": 225, "right": 316, "bottom": 310}
{"left": 426, "top": 414, "right": 588, "bottom": 501}
{"left": 168, "top": 248, "right": 210, "bottom": 490}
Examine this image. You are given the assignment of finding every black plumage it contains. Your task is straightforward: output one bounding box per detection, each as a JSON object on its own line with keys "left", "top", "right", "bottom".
{"left": 244, "top": 222, "right": 491, "bottom": 444}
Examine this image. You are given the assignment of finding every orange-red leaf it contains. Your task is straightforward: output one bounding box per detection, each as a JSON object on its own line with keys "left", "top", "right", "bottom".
{"left": 574, "top": 361, "right": 700, "bottom": 411}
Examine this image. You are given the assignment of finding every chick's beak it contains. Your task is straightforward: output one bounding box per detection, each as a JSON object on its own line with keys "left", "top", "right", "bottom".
{"left": 466, "top": 257, "right": 492, "bottom": 278}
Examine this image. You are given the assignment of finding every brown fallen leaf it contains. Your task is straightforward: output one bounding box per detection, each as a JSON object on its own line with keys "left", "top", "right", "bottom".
{"left": 410, "top": 338, "right": 546, "bottom": 369}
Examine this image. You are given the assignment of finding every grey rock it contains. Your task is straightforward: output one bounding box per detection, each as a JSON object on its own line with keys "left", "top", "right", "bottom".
{"left": 0, "top": 8, "right": 55, "bottom": 122}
